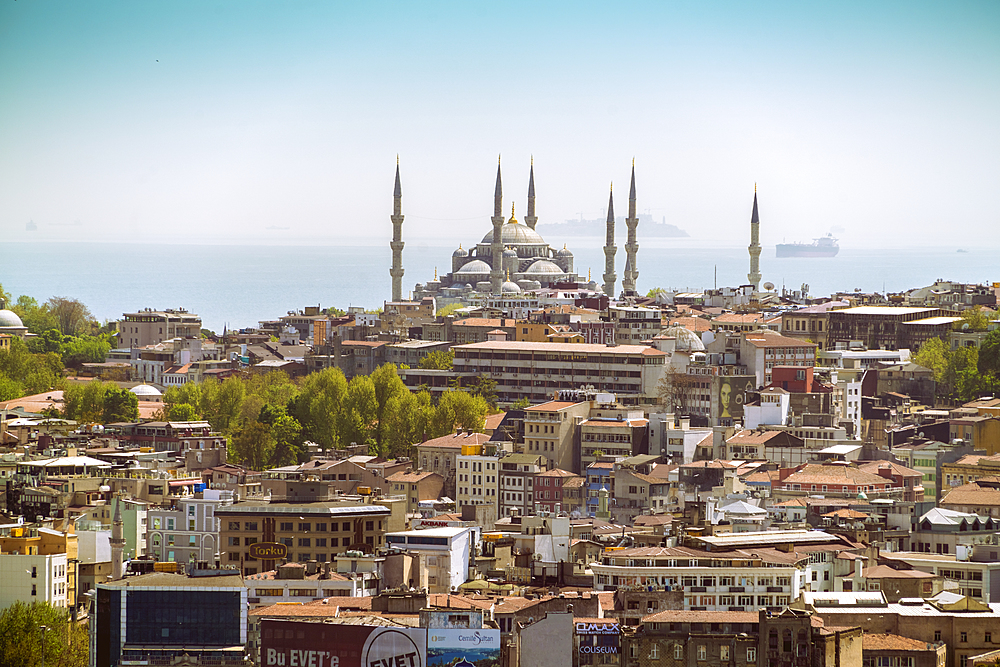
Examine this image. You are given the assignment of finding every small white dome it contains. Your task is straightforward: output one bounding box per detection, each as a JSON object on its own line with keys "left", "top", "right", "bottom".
{"left": 452, "top": 246, "right": 468, "bottom": 257}
{"left": 501, "top": 281, "right": 522, "bottom": 294}
{"left": 660, "top": 324, "right": 705, "bottom": 352}
{"left": 129, "top": 384, "right": 163, "bottom": 397}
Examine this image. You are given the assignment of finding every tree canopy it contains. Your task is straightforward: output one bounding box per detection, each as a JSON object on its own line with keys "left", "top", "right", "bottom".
{"left": 0, "top": 601, "right": 89, "bottom": 667}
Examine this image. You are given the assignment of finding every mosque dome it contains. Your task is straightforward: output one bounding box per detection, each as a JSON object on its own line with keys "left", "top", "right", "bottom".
{"left": 501, "top": 280, "right": 522, "bottom": 294}
{"left": 454, "top": 259, "right": 491, "bottom": 276}
{"left": 481, "top": 223, "right": 545, "bottom": 246}
{"left": 0, "top": 309, "right": 24, "bottom": 328}
{"left": 661, "top": 324, "right": 706, "bottom": 352}
{"left": 524, "top": 259, "right": 564, "bottom": 275}
{"left": 452, "top": 244, "right": 468, "bottom": 257}
{"left": 502, "top": 247, "right": 518, "bottom": 258}
{"left": 556, "top": 244, "right": 574, "bottom": 257}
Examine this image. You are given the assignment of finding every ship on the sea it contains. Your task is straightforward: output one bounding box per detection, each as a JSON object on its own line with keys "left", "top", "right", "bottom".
{"left": 776, "top": 234, "right": 839, "bottom": 258}
{"left": 25, "top": 219, "right": 37, "bottom": 231}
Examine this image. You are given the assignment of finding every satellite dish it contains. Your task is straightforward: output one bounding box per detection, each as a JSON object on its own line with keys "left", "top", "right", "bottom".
{"left": 763, "top": 282, "right": 775, "bottom": 291}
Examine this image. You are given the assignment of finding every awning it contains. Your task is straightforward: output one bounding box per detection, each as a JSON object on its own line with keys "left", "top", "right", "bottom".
{"left": 168, "top": 480, "right": 198, "bottom": 487}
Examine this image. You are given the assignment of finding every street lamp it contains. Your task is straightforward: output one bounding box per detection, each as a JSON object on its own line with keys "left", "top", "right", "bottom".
{"left": 39, "top": 625, "right": 49, "bottom": 667}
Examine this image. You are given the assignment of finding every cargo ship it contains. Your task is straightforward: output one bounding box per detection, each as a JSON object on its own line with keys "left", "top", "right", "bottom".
{"left": 776, "top": 234, "right": 838, "bottom": 258}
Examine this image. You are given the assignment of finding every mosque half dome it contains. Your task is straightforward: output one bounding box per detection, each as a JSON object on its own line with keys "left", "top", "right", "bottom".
{"left": 661, "top": 324, "right": 706, "bottom": 352}
{"left": 524, "top": 259, "right": 564, "bottom": 275}
{"left": 454, "top": 259, "right": 492, "bottom": 276}
{"left": 481, "top": 222, "right": 546, "bottom": 246}
{"left": 0, "top": 309, "right": 24, "bottom": 328}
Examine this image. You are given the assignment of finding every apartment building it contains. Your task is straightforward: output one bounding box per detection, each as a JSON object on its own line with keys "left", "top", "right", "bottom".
{"left": 452, "top": 340, "right": 668, "bottom": 406}
{"left": 455, "top": 442, "right": 500, "bottom": 509}
{"left": 524, "top": 399, "right": 591, "bottom": 473}
{"left": 499, "top": 453, "right": 546, "bottom": 518}
{"left": 779, "top": 300, "right": 850, "bottom": 351}
{"left": 146, "top": 491, "right": 230, "bottom": 564}
{"left": 384, "top": 526, "right": 474, "bottom": 594}
{"left": 740, "top": 332, "right": 817, "bottom": 387}
{"left": 826, "top": 306, "right": 945, "bottom": 351}
{"left": 416, "top": 430, "right": 490, "bottom": 497}
{"left": 117, "top": 308, "right": 202, "bottom": 348}
{"left": 0, "top": 524, "right": 78, "bottom": 609}
{"left": 608, "top": 306, "right": 662, "bottom": 344}
{"left": 215, "top": 501, "right": 391, "bottom": 576}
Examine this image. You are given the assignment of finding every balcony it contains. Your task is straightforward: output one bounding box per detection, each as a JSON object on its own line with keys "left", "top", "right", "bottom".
{"left": 729, "top": 586, "right": 745, "bottom": 593}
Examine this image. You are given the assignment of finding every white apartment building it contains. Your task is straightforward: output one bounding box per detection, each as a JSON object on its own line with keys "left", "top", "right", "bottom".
{"left": 740, "top": 333, "right": 817, "bottom": 387}
{"left": 147, "top": 490, "right": 232, "bottom": 563}
{"left": 456, "top": 443, "right": 500, "bottom": 508}
{"left": 0, "top": 553, "right": 69, "bottom": 608}
{"left": 385, "top": 527, "right": 474, "bottom": 594}
{"left": 591, "top": 546, "right": 804, "bottom": 613}
{"left": 452, "top": 341, "right": 668, "bottom": 406}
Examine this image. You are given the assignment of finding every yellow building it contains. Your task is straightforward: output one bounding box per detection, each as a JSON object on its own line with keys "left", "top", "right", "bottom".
{"left": 515, "top": 321, "right": 561, "bottom": 342}
{"left": 950, "top": 416, "right": 1000, "bottom": 455}
{"left": 942, "top": 453, "right": 1000, "bottom": 490}
{"left": 0, "top": 525, "right": 78, "bottom": 609}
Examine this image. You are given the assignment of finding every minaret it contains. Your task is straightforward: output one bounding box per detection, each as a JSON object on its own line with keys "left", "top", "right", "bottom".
{"left": 602, "top": 184, "right": 617, "bottom": 298}
{"left": 490, "top": 157, "right": 505, "bottom": 295}
{"left": 524, "top": 157, "right": 538, "bottom": 230}
{"left": 747, "top": 184, "right": 762, "bottom": 290}
{"left": 622, "top": 161, "right": 639, "bottom": 295}
{"left": 389, "top": 157, "right": 405, "bottom": 302}
{"left": 110, "top": 498, "right": 125, "bottom": 580}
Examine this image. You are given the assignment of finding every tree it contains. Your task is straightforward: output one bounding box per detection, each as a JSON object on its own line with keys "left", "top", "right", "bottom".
{"left": 467, "top": 376, "right": 498, "bottom": 409}
{"left": 294, "top": 367, "right": 348, "bottom": 449}
{"left": 656, "top": 366, "right": 696, "bottom": 412}
{"left": 45, "top": 297, "right": 96, "bottom": 336}
{"left": 0, "top": 601, "right": 89, "bottom": 667}
{"left": 419, "top": 350, "right": 454, "bottom": 370}
{"left": 510, "top": 397, "right": 531, "bottom": 410}
{"left": 913, "top": 337, "right": 950, "bottom": 384}
{"left": 954, "top": 306, "right": 990, "bottom": 332}
{"left": 436, "top": 303, "right": 462, "bottom": 317}
{"left": 230, "top": 421, "right": 274, "bottom": 470}
{"left": 270, "top": 413, "right": 304, "bottom": 466}
{"left": 63, "top": 380, "right": 111, "bottom": 422}
{"left": 167, "top": 402, "right": 200, "bottom": 421}
{"left": 430, "top": 390, "right": 488, "bottom": 436}
{"left": 339, "top": 375, "right": 378, "bottom": 447}
{"left": 979, "top": 329, "right": 1000, "bottom": 376}
{"left": 646, "top": 287, "right": 666, "bottom": 299}
{"left": 379, "top": 390, "right": 433, "bottom": 457}
{"left": 0, "top": 337, "right": 61, "bottom": 396}
{"left": 103, "top": 386, "right": 139, "bottom": 423}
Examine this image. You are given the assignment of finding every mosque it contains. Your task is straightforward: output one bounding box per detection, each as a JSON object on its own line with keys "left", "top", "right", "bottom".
{"left": 391, "top": 159, "right": 640, "bottom": 306}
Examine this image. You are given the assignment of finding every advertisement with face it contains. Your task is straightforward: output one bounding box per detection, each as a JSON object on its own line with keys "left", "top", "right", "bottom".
{"left": 718, "top": 376, "right": 755, "bottom": 421}
{"left": 426, "top": 629, "right": 501, "bottom": 667}
{"left": 262, "top": 620, "right": 427, "bottom": 667}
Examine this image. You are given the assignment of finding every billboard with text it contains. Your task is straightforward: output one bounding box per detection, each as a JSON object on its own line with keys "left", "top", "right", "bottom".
{"left": 426, "top": 629, "right": 500, "bottom": 667}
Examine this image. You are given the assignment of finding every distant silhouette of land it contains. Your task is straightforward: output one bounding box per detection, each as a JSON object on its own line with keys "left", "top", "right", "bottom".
{"left": 541, "top": 213, "right": 688, "bottom": 237}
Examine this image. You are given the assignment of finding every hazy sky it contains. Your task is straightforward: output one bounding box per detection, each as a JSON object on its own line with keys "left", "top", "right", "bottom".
{"left": 1, "top": 1, "right": 998, "bottom": 248}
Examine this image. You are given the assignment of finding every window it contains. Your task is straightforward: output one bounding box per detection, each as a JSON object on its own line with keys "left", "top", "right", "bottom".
{"left": 365, "top": 521, "right": 374, "bottom": 531}
{"left": 697, "top": 645, "right": 706, "bottom": 661}
{"left": 934, "top": 631, "right": 941, "bottom": 642}
{"left": 649, "top": 644, "right": 659, "bottom": 659}
{"left": 674, "top": 645, "right": 683, "bottom": 660}
{"left": 153, "top": 518, "right": 162, "bottom": 530}
{"left": 961, "top": 632, "right": 967, "bottom": 642}
{"left": 167, "top": 518, "right": 174, "bottom": 530}
{"left": 188, "top": 506, "right": 195, "bottom": 516}
{"left": 987, "top": 632, "right": 993, "bottom": 643}
{"left": 720, "top": 645, "right": 729, "bottom": 661}
{"left": 228, "top": 521, "right": 239, "bottom": 531}
{"left": 299, "top": 523, "right": 311, "bottom": 531}
{"left": 298, "top": 538, "right": 311, "bottom": 547}
{"left": 280, "top": 522, "right": 294, "bottom": 531}
{"left": 244, "top": 522, "right": 258, "bottom": 531}
{"left": 747, "top": 647, "right": 757, "bottom": 663}
{"left": 188, "top": 535, "right": 196, "bottom": 546}
{"left": 315, "top": 523, "right": 327, "bottom": 532}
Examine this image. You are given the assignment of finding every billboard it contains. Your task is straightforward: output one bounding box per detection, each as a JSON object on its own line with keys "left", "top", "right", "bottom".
{"left": 575, "top": 620, "right": 620, "bottom": 661}
{"left": 249, "top": 542, "right": 288, "bottom": 560}
{"left": 262, "top": 620, "right": 426, "bottom": 667}
{"left": 716, "top": 375, "right": 756, "bottom": 423}
{"left": 426, "top": 629, "right": 501, "bottom": 667}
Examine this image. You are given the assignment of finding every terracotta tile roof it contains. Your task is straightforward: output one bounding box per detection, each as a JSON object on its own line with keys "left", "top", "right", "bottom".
{"left": 457, "top": 340, "right": 662, "bottom": 355}
{"left": 781, "top": 464, "right": 895, "bottom": 487}
{"left": 417, "top": 431, "right": 491, "bottom": 449}
{"left": 713, "top": 313, "right": 773, "bottom": 324}
{"left": 862, "top": 634, "right": 936, "bottom": 652}
{"left": 663, "top": 316, "right": 712, "bottom": 333}
{"left": 822, "top": 509, "right": 870, "bottom": 519}
{"left": 526, "top": 401, "right": 582, "bottom": 411}
{"left": 453, "top": 318, "right": 516, "bottom": 328}
{"left": 728, "top": 429, "right": 791, "bottom": 445}
{"left": 386, "top": 470, "right": 440, "bottom": 483}
{"left": 743, "top": 332, "right": 817, "bottom": 349}
{"left": 857, "top": 461, "right": 922, "bottom": 479}
{"left": 484, "top": 412, "right": 506, "bottom": 431}
{"left": 537, "top": 468, "right": 581, "bottom": 478}
{"left": 941, "top": 477, "right": 1000, "bottom": 507}
{"left": 643, "top": 610, "right": 758, "bottom": 624}
{"left": 863, "top": 565, "right": 937, "bottom": 579}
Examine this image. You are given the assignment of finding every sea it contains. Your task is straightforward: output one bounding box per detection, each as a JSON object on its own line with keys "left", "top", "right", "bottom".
{"left": 1, "top": 239, "right": 997, "bottom": 334}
